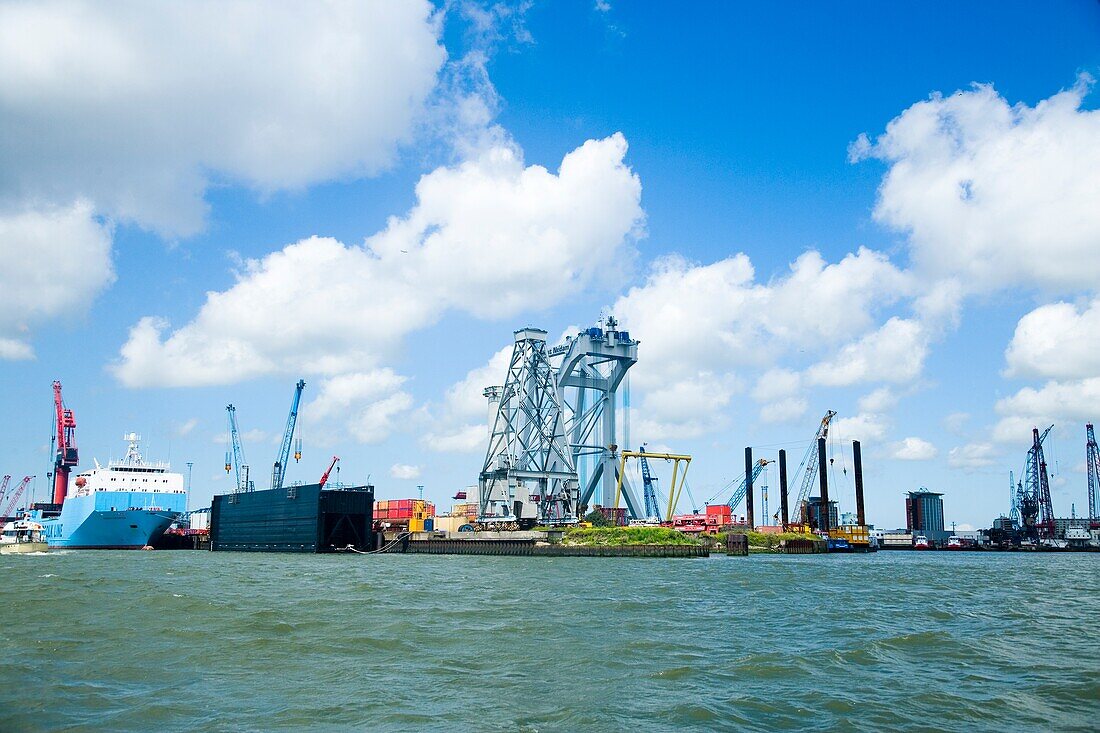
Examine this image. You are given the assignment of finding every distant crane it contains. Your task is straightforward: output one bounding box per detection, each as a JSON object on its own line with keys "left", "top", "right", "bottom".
{"left": 0, "top": 475, "right": 11, "bottom": 509}
{"left": 1008, "top": 470, "right": 1019, "bottom": 525}
{"left": 790, "top": 410, "right": 837, "bottom": 526}
{"left": 638, "top": 446, "right": 661, "bottom": 519}
{"left": 271, "top": 379, "right": 305, "bottom": 491}
{"left": 2, "top": 476, "right": 33, "bottom": 518}
{"left": 705, "top": 458, "right": 773, "bottom": 514}
{"left": 1086, "top": 423, "right": 1100, "bottom": 526}
{"left": 1017, "top": 425, "right": 1055, "bottom": 540}
{"left": 225, "top": 404, "right": 250, "bottom": 493}
{"left": 52, "top": 381, "right": 78, "bottom": 505}
{"left": 318, "top": 456, "right": 339, "bottom": 489}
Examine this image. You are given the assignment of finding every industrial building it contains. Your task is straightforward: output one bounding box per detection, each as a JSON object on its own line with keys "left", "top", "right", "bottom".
{"left": 906, "top": 488, "right": 947, "bottom": 544}
{"left": 806, "top": 496, "right": 839, "bottom": 531}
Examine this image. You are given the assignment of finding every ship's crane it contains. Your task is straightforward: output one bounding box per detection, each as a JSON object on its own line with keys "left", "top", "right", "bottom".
{"left": 790, "top": 410, "right": 837, "bottom": 526}
{"left": 0, "top": 475, "right": 11, "bottom": 508}
{"left": 1086, "top": 423, "right": 1100, "bottom": 526}
{"left": 319, "top": 456, "right": 339, "bottom": 489}
{"left": 2, "top": 476, "right": 33, "bottom": 518}
{"left": 271, "top": 379, "right": 305, "bottom": 491}
{"left": 1017, "top": 425, "right": 1055, "bottom": 540}
{"left": 225, "top": 404, "right": 250, "bottom": 493}
{"left": 706, "top": 458, "right": 773, "bottom": 513}
{"left": 638, "top": 446, "right": 661, "bottom": 519}
{"left": 52, "top": 381, "right": 78, "bottom": 505}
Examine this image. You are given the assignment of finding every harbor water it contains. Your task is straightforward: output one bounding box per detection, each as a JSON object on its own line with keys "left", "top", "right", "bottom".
{"left": 2, "top": 551, "right": 1098, "bottom": 731}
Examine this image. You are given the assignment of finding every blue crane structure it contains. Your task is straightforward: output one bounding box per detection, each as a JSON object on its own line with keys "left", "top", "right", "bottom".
{"left": 271, "top": 379, "right": 305, "bottom": 491}
{"left": 1086, "top": 423, "right": 1100, "bottom": 525}
{"left": 705, "top": 458, "right": 772, "bottom": 513}
{"left": 790, "top": 410, "right": 837, "bottom": 525}
{"left": 638, "top": 446, "right": 661, "bottom": 519}
{"left": 225, "top": 404, "right": 250, "bottom": 493}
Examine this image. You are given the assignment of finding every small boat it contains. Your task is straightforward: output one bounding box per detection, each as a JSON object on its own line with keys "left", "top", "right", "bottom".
{"left": 913, "top": 535, "right": 932, "bottom": 550}
{"left": 1, "top": 518, "right": 49, "bottom": 554}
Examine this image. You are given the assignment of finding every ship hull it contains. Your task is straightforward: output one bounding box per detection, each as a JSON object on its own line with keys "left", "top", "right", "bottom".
{"left": 34, "top": 492, "right": 183, "bottom": 549}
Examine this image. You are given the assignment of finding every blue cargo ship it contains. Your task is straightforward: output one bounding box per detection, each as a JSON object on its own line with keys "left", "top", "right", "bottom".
{"left": 31, "top": 434, "right": 186, "bottom": 549}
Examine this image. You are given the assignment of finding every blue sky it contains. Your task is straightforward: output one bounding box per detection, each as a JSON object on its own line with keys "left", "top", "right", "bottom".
{"left": 1, "top": 1, "right": 1099, "bottom": 529}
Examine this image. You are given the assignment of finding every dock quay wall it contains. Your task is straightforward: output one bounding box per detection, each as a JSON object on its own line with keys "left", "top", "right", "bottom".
{"left": 385, "top": 538, "right": 708, "bottom": 557}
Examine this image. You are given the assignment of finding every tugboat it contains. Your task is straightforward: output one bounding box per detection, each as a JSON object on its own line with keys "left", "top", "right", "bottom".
{"left": 0, "top": 518, "right": 48, "bottom": 554}
{"left": 914, "top": 534, "right": 932, "bottom": 550}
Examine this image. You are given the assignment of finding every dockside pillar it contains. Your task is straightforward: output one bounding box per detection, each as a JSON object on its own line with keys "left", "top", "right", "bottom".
{"left": 744, "top": 446, "right": 754, "bottom": 529}
{"left": 853, "top": 440, "right": 866, "bottom": 527}
{"left": 779, "top": 449, "right": 789, "bottom": 528}
{"left": 817, "top": 437, "right": 830, "bottom": 532}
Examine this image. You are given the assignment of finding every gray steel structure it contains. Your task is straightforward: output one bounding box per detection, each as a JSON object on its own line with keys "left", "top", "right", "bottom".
{"left": 478, "top": 328, "right": 579, "bottom": 525}
{"left": 550, "top": 316, "right": 644, "bottom": 519}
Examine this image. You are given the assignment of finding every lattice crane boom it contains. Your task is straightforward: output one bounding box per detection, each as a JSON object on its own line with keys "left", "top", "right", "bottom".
{"left": 2, "top": 476, "right": 33, "bottom": 518}
{"left": 638, "top": 446, "right": 661, "bottom": 519}
{"left": 226, "top": 404, "right": 249, "bottom": 493}
{"left": 0, "top": 475, "right": 11, "bottom": 508}
{"left": 272, "top": 379, "right": 305, "bottom": 490}
{"left": 791, "top": 410, "right": 837, "bottom": 523}
{"left": 1087, "top": 423, "right": 1100, "bottom": 524}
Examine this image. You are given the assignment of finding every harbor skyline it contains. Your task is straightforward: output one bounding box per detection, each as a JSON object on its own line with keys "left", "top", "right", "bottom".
{"left": 2, "top": 2, "right": 1100, "bottom": 530}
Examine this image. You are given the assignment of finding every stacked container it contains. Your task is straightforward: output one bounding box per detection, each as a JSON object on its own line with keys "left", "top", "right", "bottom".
{"left": 374, "top": 499, "right": 436, "bottom": 532}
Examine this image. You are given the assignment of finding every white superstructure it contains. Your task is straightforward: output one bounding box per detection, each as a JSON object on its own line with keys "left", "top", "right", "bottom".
{"left": 69, "top": 433, "right": 185, "bottom": 505}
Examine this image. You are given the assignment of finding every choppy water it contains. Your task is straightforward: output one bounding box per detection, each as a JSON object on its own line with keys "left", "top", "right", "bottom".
{"left": 2, "top": 550, "right": 1098, "bottom": 732}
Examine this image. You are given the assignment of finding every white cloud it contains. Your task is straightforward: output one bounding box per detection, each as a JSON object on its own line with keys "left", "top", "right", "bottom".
{"left": 889, "top": 437, "right": 938, "bottom": 461}
{"left": 425, "top": 424, "right": 488, "bottom": 453}
{"left": 858, "top": 387, "right": 898, "bottom": 414}
{"left": 173, "top": 418, "right": 198, "bottom": 438}
{"left": 759, "top": 397, "right": 808, "bottom": 425}
{"left": 613, "top": 247, "right": 908, "bottom": 438}
{"left": 0, "top": 201, "right": 114, "bottom": 359}
{"left": 807, "top": 317, "right": 928, "bottom": 387}
{"left": 421, "top": 345, "right": 511, "bottom": 454}
{"left": 0, "top": 0, "right": 446, "bottom": 236}
{"left": 943, "top": 412, "right": 970, "bottom": 435}
{"left": 992, "top": 377, "right": 1100, "bottom": 443}
{"left": 947, "top": 442, "right": 998, "bottom": 470}
{"left": 753, "top": 368, "right": 801, "bottom": 403}
{"left": 305, "top": 370, "right": 414, "bottom": 445}
{"left": 112, "top": 134, "right": 644, "bottom": 387}
{"left": 853, "top": 75, "right": 1100, "bottom": 293}
{"left": 1005, "top": 298, "right": 1100, "bottom": 380}
{"left": 829, "top": 413, "right": 888, "bottom": 443}
{"left": 390, "top": 463, "right": 422, "bottom": 480}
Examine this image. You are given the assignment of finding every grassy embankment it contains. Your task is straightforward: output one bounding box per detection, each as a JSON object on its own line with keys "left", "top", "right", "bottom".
{"left": 710, "top": 530, "right": 814, "bottom": 552}
{"left": 561, "top": 526, "right": 702, "bottom": 546}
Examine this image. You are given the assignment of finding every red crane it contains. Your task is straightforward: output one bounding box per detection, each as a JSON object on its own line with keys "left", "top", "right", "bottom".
{"left": 2, "top": 476, "right": 33, "bottom": 519}
{"left": 318, "top": 456, "right": 339, "bottom": 489}
{"left": 52, "top": 381, "right": 79, "bottom": 505}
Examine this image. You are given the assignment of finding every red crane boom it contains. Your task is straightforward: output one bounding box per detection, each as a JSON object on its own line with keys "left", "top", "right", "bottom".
{"left": 52, "top": 381, "right": 78, "bottom": 505}
{"left": 319, "top": 456, "right": 339, "bottom": 489}
{"left": 2, "top": 476, "right": 33, "bottom": 518}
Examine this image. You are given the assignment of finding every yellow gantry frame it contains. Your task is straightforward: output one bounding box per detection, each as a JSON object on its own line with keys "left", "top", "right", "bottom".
{"left": 614, "top": 450, "right": 693, "bottom": 522}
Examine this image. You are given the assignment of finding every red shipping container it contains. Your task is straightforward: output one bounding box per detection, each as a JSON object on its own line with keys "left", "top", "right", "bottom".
{"left": 706, "top": 505, "right": 730, "bottom": 516}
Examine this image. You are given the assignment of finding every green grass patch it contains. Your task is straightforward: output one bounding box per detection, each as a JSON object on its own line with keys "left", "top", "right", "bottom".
{"left": 713, "top": 530, "right": 814, "bottom": 549}
{"left": 562, "top": 526, "right": 701, "bottom": 546}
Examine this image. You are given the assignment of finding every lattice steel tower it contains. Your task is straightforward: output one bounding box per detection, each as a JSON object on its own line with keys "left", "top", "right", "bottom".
{"left": 478, "top": 328, "right": 579, "bottom": 526}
